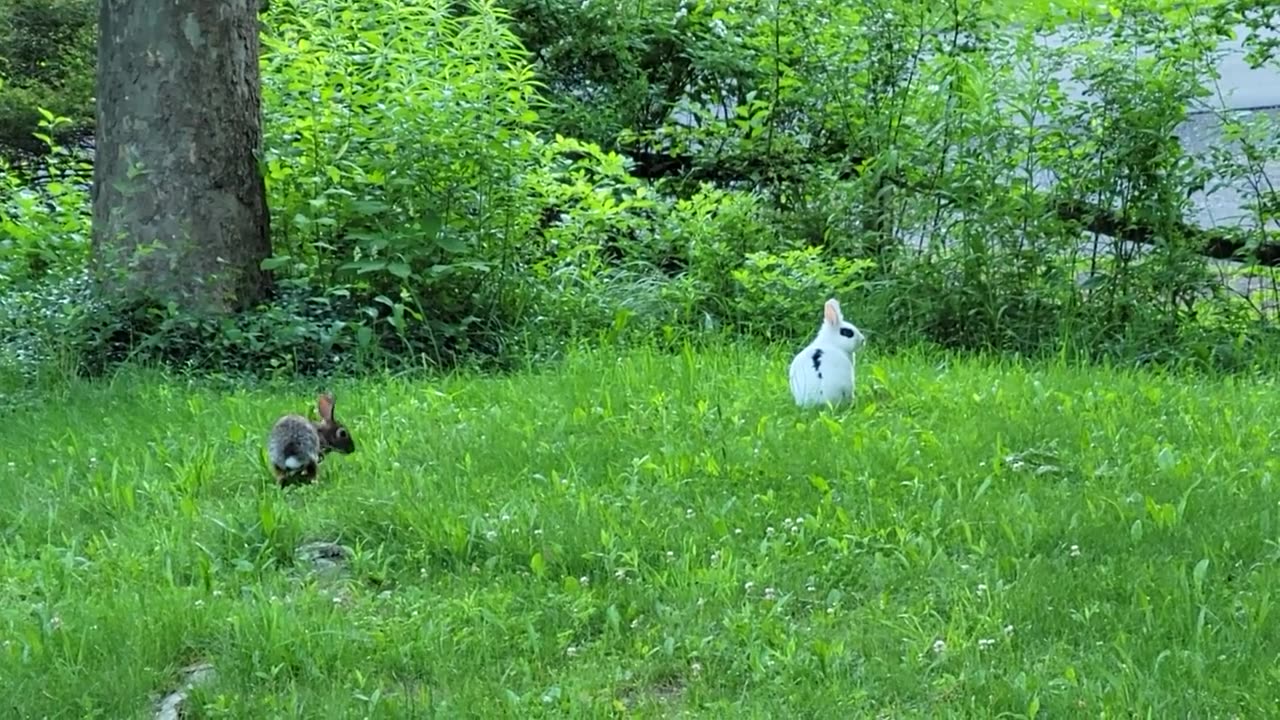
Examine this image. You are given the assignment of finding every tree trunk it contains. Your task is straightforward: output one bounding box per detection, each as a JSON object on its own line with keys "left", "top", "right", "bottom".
{"left": 91, "top": 0, "right": 272, "bottom": 313}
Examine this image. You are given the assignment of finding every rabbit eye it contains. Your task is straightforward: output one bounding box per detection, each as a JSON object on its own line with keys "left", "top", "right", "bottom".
{"left": 839, "top": 327, "right": 855, "bottom": 338}
{"left": 337, "top": 428, "right": 348, "bottom": 439}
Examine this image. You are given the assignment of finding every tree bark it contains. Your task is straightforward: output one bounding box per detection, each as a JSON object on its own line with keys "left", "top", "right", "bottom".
{"left": 91, "top": 0, "right": 272, "bottom": 312}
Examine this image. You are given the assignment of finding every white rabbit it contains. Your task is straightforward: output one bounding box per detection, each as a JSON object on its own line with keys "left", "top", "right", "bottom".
{"left": 788, "top": 298, "right": 866, "bottom": 408}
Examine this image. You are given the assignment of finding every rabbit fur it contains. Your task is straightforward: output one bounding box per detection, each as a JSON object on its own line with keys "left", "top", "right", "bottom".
{"left": 267, "top": 393, "right": 355, "bottom": 486}
{"left": 788, "top": 298, "right": 866, "bottom": 408}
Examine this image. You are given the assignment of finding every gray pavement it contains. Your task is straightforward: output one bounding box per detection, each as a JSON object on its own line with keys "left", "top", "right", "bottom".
{"left": 1180, "top": 27, "right": 1279, "bottom": 232}
{"left": 1037, "top": 24, "right": 1279, "bottom": 230}
{"left": 893, "top": 24, "right": 1280, "bottom": 300}
{"left": 1210, "top": 30, "right": 1280, "bottom": 112}
{"left": 1065, "top": 23, "right": 1280, "bottom": 300}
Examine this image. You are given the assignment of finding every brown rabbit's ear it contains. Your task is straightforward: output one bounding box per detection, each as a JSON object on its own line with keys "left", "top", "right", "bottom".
{"left": 316, "top": 393, "right": 335, "bottom": 422}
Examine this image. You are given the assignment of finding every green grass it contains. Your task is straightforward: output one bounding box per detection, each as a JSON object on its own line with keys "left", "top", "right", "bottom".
{"left": 3, "top": 345, "right": 1280, "bottom": 717}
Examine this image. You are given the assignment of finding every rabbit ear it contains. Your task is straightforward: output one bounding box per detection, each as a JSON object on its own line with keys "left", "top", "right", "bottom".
{"left": 823, "top": 298, "right": 842, "bottom": 327}
{"left": 316, "top": 393, "right": 335, "bottom": 422}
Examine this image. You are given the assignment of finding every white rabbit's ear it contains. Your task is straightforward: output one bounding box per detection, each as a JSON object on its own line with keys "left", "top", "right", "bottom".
{"left": 823, "top": 298, "right": 842, "bottom": 327}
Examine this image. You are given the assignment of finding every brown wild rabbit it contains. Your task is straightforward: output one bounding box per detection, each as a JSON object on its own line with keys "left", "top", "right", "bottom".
{"left": 266, "top": 393, "right": 355, "bottom": 487}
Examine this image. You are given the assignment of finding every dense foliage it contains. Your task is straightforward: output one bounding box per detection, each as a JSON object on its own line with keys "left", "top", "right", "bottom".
{"left": 1, "top": 0, "right": 1279, "bottom": 380}
{"left": 0, "top": 0, "right": 94, "bottom": 157}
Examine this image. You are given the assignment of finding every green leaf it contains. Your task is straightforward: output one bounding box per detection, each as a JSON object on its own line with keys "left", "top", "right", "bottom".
{"left": 1193, "top": 558, "right": 1210, "bottom": 592}
{"left": 260, "top": 255, "right": 293, "bottom": 270}
{"left": 339, "top": 260, "right": 388, "bottom": 275}
{"left": 386, "top": 262, "right": 412, "bottom": 279}
{"left": 350, "top": 200, "right": 390, "bottom": 215}
{"left": 436, "top": 234, "right": 468, "bottom": 254}
{"left": 355, "top": 324, "right": 374, "bottom": 348}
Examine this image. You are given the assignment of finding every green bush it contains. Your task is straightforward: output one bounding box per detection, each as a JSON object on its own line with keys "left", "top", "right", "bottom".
{"left": 0, "top": 0, "right": 95, "bottom": 156}
{"left": 258, "top": 0, "right": 548, "bottom": 361}
{"left": 501, "top": 0, "right": 1278, "bottom": 356}
{"left": 0, "top": 110, "right": 90, "bottom": 290}
{"left": 731, "top": 248, "right": 877, "bottom": 342}
{"left": 4, "top": 0, "right": 1280, "bottom": 380}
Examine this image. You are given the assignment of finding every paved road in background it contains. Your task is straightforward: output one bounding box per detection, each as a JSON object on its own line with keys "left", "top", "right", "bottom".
{"left": 1041, "top": 24, "right": 1278, "bottom": 110}
{"left": 1177, "top": 28, "right": 1279, "bottom": 231}
{"left": 1042, "top": 25, "right": 1280, "bottom": 294}
{"left": 1029, "top": 25, "right": 1279, "bottom": 232}
{"left": 1196, "top": 28, "right": 1279, "bottom": 111}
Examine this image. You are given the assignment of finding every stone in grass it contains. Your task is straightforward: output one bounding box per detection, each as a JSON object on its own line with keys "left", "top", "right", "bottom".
{"left": 153, "top": 661, "right": 216, "bottom": 720}
{"left": 296, "top": 541, "right": 354, "bottom": 577}
{"left": 615, "top": 674, "right": 686, "bottom": 712}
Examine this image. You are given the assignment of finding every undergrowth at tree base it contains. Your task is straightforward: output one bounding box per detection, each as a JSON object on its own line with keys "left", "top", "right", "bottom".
{"left": 4, "top": 268, "right": 1279, "bottom": 389}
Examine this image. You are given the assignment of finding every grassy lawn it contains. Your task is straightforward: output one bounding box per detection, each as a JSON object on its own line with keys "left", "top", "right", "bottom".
{"left": 3, "top": 345, "right": 1279, "bottom": 717}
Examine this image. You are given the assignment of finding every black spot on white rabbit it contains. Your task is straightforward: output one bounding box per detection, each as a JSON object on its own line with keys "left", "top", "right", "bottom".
{"left": 788, "top": 298, "right": 866, "bottom": 408}
{"left": 266, "top": 393, "right": 355, "bottom": 487}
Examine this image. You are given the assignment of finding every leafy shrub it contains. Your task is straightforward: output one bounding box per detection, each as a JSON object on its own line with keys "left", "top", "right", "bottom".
{"left": 731, "top": 248, "right": 877, "bottom": 341}
{"left": 508, "top": 0, "right": 1280, "bottom": 366}
{"left": 502, "top": 0, "right": 704, "bottom": 150}
{"left": 258, "top": 0, "right": 547, "bottom": 361}
{"left": 0, "top": 0, "right": 95, "bottom": 157}
{"left": 0, "top": 269, "right": 98, "bottom": 381}
{"left": 517, "top": 141, "right": 773, "bottom": 350}
{"left": 0, "top": 110, "right": 91, "bottom": 291}
{"left": 0, "top": 272, "right": 389, "bottom": 384}
{"left": 5, "top": 0, "right": 1280, "bottom": 380}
